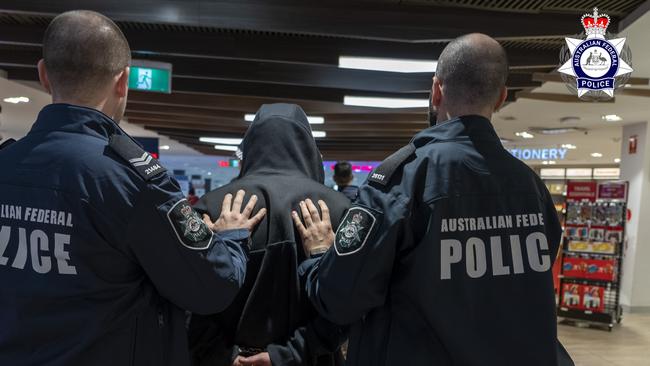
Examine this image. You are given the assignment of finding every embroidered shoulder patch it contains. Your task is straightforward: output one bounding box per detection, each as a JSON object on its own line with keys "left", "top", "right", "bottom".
{"left": 335, "top": 206, "right": 377, "bottom": 256}
{"left": 167, "top": 199, "right": 214, "bottom": 250}
{"left": 109, "top": 135, "right": 167, "bottom": 181}
{"left": 368, "top": 143, "right": 415, "bottom": 186}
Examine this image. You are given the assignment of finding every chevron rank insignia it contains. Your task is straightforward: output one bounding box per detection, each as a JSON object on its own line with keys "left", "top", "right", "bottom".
{"left": 109, "top": 135, "right": 167, "bottom": 181}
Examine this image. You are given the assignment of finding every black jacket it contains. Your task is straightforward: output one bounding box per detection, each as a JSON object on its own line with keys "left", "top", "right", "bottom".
{"left": 190, "top": 104, "right": 349, "bottom": 366}
{"left": 0, "top": 104, "right": 248, "bottom": 366}
{"left": 301, "top": 116, "right": 574, "bottom": 366}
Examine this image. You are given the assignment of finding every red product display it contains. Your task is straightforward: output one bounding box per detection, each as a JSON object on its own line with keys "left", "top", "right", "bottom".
{"left": 585, "top": 259, "right": 616, "bottom": 281}
{"left": 562, "top": 257, "right": 588, "bottom": 278}
{"left": 583, "top": 286, "right": 605, "bottom": 313}
{"left": 567, "top": 181, "right": 598, "bottom": 201}
{"left": 561, "top": 284, "right": 583, "bottom": 310}
{"left": 597, "top": 182, "right": 628, "bottom": 200}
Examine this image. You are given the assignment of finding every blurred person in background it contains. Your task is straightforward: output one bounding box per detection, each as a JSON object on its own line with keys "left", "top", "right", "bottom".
{"left": 332, "top": 161, "right": 359, "bottom": 201}
{"left": 189, "top": 104, "right": 349, "bottom": 366}
{"left": 188, "top": 186, "right": 200, "bottom": 205}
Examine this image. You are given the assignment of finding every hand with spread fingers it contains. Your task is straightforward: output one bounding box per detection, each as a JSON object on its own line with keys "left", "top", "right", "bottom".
{"left": 292, "top": 199, "right": 335, "bottom": 257}
{"left": 203, "top": 189, "right": 267, "bottom": 233}
{"left": 238, "top": 352, "right": 271, "bottom": 366}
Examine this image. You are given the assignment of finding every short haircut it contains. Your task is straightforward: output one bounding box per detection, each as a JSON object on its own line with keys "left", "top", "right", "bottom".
{"left": 43, "top": 10, "right": 131, "bottom": 99}
{"left": 435, "top": 33, "right": 509, "bottom": 108}
{"left": 334, "top": 161, "right": 353, "bottom": 181}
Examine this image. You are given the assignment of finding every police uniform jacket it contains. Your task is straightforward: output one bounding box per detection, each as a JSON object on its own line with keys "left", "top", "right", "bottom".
{"left": 189, "top": 104, "right": 349, "bottom": 366}
{"left": 0, "top": 104, "right": 249, "bottom": 366}
{"left": 301, "top": 115, "right": 574, "bottom": 366}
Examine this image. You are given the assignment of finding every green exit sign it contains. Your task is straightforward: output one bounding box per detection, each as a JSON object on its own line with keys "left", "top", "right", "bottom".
{"left": 128, "top": 60, "right": 172, "bottom": 93}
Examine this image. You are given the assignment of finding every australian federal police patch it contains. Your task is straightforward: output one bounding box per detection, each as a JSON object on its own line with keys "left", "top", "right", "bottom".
{"left": 167, "top": 199, "right": 213, "bottom": 250}
{"left": 335, "top": 206, "right": 377, "bottom": 256}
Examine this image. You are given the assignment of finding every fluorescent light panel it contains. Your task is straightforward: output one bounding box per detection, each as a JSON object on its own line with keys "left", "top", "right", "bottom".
{"left": 312, "top": 131, "right": 326, "bottom": 138}
{"left": 344, "top": 96, "right": 428, "bottom": 109}
{"left": 244, "top": 114, "right": 325, "bottom": 124}
{"left": 200, "top": 137, "right": 243, "bottom": 145}
{"left": 214, "top": 145, "right": 239, "bottom": 152}
{"left": 3, "top": 96, "right": 29, "bottom": 104}
{"left": 591, "top": 152, "right": 603, "bottom": 158}
{"left": 339, "top": 56, "right": 437, "bottom": 73}
{"left": 602, "top": 114, "right": 622, "bottom": 122}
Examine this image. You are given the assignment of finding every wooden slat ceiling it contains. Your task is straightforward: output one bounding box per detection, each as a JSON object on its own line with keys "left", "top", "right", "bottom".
{"left": 0, "top": 0, "right": 646, "bottom": 160}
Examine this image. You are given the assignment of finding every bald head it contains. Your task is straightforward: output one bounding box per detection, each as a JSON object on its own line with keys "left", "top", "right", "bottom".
{"left": 42, "top": 10, "right": 131, "bottom": 101}
{"left": 435, "top": 33, "right": 509, "bottom": 110}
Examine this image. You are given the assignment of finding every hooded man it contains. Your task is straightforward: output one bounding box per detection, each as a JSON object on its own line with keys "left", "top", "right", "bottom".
{"left": 189, "top": 104, "right": 350, "bottom": 366}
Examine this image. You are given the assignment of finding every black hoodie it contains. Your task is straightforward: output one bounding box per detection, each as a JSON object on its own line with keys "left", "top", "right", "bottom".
{"left": 189, "top": 104, "right": 350, "bottom": 366}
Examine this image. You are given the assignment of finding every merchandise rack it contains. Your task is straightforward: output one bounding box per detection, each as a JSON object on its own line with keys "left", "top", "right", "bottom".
{"left": 557, "top": 181, "right": 627, "bottom": 331}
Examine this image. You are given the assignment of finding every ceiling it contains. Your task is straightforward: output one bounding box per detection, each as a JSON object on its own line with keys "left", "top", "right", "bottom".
{"left": 0, "top": 0, "right": 648, "bottom": 163}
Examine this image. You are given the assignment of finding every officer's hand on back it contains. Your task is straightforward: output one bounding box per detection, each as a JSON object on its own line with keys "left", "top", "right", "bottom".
{"left": 203, "top": 190, "right": 267, "bottom": 232}
{"left": 292, "top": 199, "right": 334, "bottom": 257}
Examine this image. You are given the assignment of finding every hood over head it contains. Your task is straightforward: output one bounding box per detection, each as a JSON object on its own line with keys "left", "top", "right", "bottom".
{"left": 238, "top": 103, "right": 324, "bottom": 182}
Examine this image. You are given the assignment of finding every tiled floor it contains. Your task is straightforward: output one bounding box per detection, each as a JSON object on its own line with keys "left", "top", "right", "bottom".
{"left": 558, "top": 312, "right": 650, "bottom": 365}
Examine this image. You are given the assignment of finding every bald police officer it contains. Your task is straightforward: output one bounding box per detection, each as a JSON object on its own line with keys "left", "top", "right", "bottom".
{"left": 0, "top": 11, "right": 265, "bottom": 366}
{"left": 293, "top": 34, "right": 574, "bottom": 366}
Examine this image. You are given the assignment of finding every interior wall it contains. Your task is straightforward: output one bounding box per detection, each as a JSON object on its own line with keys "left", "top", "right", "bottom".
{"left": 619, "top": 122, "right": 650, "bottom": 310}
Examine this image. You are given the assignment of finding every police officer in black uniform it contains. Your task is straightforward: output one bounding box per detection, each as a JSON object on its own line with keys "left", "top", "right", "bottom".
{"left": 293, "top": 33, "right": 574, "bottom": 366}
{"left": 0, "top": 11, "right": 265, "bottom": 366}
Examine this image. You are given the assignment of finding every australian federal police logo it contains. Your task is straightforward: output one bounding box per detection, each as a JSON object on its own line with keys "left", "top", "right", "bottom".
{"left": 558, "top": 7, "right": 633, "bottom": 100}
{"left": 335, "top": 207, "right": 377, "bottom": 256}
{"left": 167, "top": 199, "right": 213, "bottom": 250}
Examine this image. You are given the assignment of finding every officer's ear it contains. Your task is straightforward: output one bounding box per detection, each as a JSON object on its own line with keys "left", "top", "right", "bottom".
{"left": 37, "top": 59, "right": 52, "bottom": 95}
{"left": 114, "top": 66, "right": 130, "bottom": 99}
{"left": 431, "top": 76, "right": 443, "bottom": 108}
{"left": 494, "top": 86, "right": 508, "bottom": 112}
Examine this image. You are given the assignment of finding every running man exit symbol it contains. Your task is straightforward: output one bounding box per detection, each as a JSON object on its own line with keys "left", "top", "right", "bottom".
{"left": 137, "top": 68, "right": 153, "bottom": 90}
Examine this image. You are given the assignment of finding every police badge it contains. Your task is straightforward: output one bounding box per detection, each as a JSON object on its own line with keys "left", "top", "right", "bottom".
{"left": 558, "top": 7, "right": 633, "bottom": 100}
{"left": 335, "top": 207, "right": 377, "bottom": 256}
{"left": 167, "top": 199, "right": 213, "bottom": 250}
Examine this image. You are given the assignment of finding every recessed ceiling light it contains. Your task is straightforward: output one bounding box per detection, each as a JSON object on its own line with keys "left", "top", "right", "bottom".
{"left": 214, "top": 145, "right": 239, "bottom": 152}
{"left": 343, "top": 96, "right": 428, "bottom": 109}
{"left": 529, "top": 127, "right": 586, "bottom": 135}
{"left": 542, "top": 161, "right": 549, "bottom": 165}
{"left": 624, "top": 84, "right": 632, "bottom": 88}
{"left": 244, "top": 114, "right": 325, "bottom": 124}
{"left": 559, "top": 116, "right": 581, "bottom": 123}
{"left": 312, "top": 131, "right": 327, "bottom": 138}
{"left": 338, "top": 56, "right": 437, "bottom": 73}
{"left": 614, "top": 158, "right": 621, "bottom": 163}
{"left": 2, "top": 96, "right": 29, "bottom": 104}
{"left": 591, "top": 152, "right": 603, "bottom": 158}
{"left": 561, "top": 144, "right": 577, "bottom": 149}
{"left": 159, "top": 145, "right": 170, "bottom": 150}
{"left": 548, "top": 160, "right": 556, "bottom": 165}
{"left": 602, "top": 114, "right": 622, "bottom": 122}
{"left": 200, "top": 137, "right": 243, "bottom": 145}
{"left": 515, "top": 131, "right": 534, "bottom": 139}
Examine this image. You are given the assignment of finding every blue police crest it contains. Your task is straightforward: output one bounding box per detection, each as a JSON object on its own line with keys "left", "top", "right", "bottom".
{"left": 558, "top": 7, "right": 633, "bottom": 100}
{"left": 335, "top": 206, "right": 377, "bottom": 256}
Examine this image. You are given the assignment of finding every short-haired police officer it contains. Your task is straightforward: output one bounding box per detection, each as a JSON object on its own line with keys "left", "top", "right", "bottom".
{"left": 293, "top": 34, "right": 574, "bottom": 366}
{"left": 0, "top": 11, "right": 265, "bottom": 366}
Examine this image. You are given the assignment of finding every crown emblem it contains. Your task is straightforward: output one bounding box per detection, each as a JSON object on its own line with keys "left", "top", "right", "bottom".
{"left": 581, "top": 7, "right": 610, "bottom": 37}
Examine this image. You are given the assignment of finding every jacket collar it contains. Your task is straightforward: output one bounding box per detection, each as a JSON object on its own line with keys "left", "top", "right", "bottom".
{"left": 29, "top": 103, "right": 123, "bottom": 140}
{"left": 412, "top": 115, "right": 502, "bottom": 148}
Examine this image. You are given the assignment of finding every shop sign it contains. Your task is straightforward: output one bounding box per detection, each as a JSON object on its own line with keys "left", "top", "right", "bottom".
{"left": 567, "top": 181, "right": 597, "bottom": 201}
{"left": 597, "top": 181, "right": 627, "bottom": 200}
{"left": 509, "top": 148, "right": 568, "bottom": 161}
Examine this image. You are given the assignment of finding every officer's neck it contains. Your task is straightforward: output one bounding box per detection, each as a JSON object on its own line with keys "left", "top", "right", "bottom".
{"left": 436, "top": 104, "right": 493, "bottom": 123}
{"left": 51, "top": 95, "right": 119, "bottom": 122}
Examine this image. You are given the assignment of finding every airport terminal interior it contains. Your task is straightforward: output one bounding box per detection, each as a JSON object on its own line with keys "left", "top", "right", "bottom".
{"left": 1, "top": 1, "right": 650, "bottom": 365}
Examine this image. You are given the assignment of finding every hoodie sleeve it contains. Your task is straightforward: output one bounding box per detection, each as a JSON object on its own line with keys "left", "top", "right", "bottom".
{"left": 267, "top": 317, "right": 347, "bottom": 366}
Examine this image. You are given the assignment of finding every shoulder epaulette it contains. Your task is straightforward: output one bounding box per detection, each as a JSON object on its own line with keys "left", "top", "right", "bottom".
{"left": 109, "top": 135, "right": 167, "bottom": 181}
{"left": 368, "top": 143, "right": 416, "bottom": 186}
{"left": 0, "top": 138, "right": 16, "bottom": 150}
